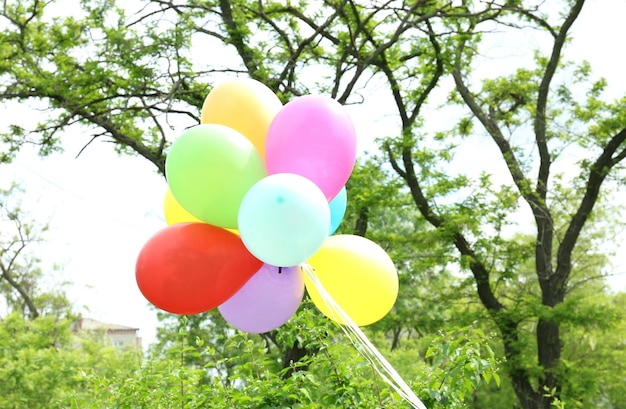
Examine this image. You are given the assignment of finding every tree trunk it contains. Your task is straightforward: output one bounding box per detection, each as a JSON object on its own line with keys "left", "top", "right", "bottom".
{"left": 281, "top": 343, "right": 314, "bottom": 378}
{"left": 496, "top": 315, "right": 544, "bottom": 409}
{"left": 537, "top": 318, "right": 561, "bottom": 402}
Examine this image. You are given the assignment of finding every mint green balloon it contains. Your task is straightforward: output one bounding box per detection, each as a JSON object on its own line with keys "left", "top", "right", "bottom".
{"left": 238, "top": 173, "right": 330, "bottom": 267}
{"left": 165, "top": 124, "right": 267, "bottom": 229}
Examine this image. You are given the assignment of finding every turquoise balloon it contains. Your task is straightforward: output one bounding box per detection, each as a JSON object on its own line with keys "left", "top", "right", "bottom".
{"left": 165, "top": 124, "right": 267, "bottom": 229}
{"left": 328, "top": 186, "right": 347, "bottom": 235}
{"left": 238, "top": 173, "right": 330, "bottom": 267}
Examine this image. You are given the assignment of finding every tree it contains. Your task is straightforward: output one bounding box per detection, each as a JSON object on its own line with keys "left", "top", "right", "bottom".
{"left": 0, "top": 184, "right": 70, "bottom": 319}
{"left": 2, "top": 1, "right": 625, "bottom": 408}
{"left": 434, "top": 3, "right": 626, "bottom": 407}
{"left": 0, "top": 310, "right": 146, "bottom": 408}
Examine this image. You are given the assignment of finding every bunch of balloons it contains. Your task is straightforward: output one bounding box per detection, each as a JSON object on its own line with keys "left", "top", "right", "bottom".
{"left": 135, "top": 78, "right": 399, "bottom": 333}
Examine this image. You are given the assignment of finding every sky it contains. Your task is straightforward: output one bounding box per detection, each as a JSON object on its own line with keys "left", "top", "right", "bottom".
{"left": 2, "top": 0, "right": 626, "bottom": 348}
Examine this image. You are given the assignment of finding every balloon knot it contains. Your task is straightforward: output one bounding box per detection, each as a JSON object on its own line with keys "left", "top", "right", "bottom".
{"left": 278, "top": 267, "right": 282, "bottom": 274}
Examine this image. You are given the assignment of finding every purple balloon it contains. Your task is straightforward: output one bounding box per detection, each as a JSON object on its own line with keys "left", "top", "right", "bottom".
{"left": 218, "top": 264, "right": 304, "bottom": 333}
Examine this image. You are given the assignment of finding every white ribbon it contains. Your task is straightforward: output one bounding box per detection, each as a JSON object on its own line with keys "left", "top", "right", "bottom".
{"left": 301, "top": 263, "right": 427, "bottom": 409}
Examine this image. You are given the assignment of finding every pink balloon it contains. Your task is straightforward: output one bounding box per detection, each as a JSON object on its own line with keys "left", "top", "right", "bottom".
{"left": 218, "top": 264, "right": 304, "bottom": 333}
{"left": 265, "top": 95, "right": 357, "bottom": 201}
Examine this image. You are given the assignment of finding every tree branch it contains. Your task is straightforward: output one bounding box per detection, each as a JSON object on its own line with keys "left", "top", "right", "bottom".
{"left": 554, "top": 126, "right": 626, "bottom": 291}
{"left": 534, "top": 0, "right": 585, "bottom": 201}
{"left": 385, "top": 142, "right": 504, "bottom": 313}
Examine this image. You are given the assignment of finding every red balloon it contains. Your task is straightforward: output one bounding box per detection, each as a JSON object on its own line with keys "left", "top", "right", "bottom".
{"left": 135, "top": 223, "right": 262, "bottom": 314}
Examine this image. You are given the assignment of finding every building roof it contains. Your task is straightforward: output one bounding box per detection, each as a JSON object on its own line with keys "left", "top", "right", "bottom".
{"left": 75, "top": 317, "right": 139, "bottom": 332}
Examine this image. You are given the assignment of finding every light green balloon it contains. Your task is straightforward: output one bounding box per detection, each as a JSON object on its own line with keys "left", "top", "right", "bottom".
{"left": 165, "top": 124, "right": 267, "bottom": 229}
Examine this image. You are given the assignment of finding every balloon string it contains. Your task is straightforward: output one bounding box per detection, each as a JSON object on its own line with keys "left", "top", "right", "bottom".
{"left": 300, "top": 263, "right": 427, "bottom": 409}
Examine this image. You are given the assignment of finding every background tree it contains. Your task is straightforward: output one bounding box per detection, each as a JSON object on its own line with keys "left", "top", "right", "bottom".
{"left": 0, "top": 311, "right": 145, "bottom": 409}
{"left": 0, "top": 184, "right": 71, "bottom": 319}
{"left": 0, "top": 185, "right": 144, "bottom": 408}
{"left": 2, "top": 1, "right": 626, "bottom": 408}
{"left": 435, "top": 2, "right": 626, "bottom": 407}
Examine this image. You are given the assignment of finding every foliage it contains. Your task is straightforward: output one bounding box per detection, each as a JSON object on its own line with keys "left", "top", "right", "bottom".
{"left": 84, "top": 306, "right": 500, "bottom": 409}
{"left": 0, "top": 313, "right": 73, "bottom": 408}
{"left": 0, "top": 313, "right": 142, "bottom": 409}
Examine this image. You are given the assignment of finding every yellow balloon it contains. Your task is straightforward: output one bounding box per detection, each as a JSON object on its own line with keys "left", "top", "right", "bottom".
{"left": 163, "top": 189, "right": 240, "bottom": 235}
{"left": 201, "top": 78, "right": 282, "bottom": 161}
{"left": 304, "top": 234, "right": 398, "bottom": 326}
{"left": 163, "top": 188, "right": 203, "bottom": 225}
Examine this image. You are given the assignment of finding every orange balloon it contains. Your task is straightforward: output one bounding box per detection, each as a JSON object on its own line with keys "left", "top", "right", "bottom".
{"left": 200, "top": 78, "right": 282, "bottom": 160}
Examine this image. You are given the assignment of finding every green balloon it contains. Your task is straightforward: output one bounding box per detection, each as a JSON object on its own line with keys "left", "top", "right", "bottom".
{"left": 165, "top": 124, "right": 267, "bottom": 229}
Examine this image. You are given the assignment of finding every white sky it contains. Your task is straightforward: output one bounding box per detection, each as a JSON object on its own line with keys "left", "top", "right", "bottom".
{"left": 1, "top": 0, "right": 625, "bottom": 348}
